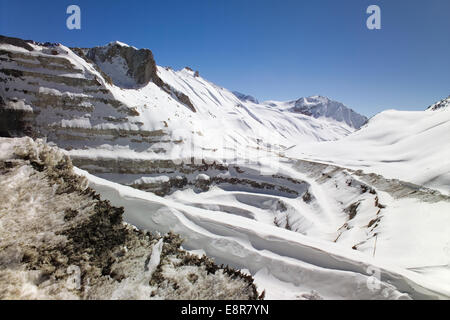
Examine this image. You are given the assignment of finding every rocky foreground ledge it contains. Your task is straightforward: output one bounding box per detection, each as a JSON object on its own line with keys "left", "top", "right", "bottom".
{"left": 0, "top": 137, "right": 260, "bottom": 299}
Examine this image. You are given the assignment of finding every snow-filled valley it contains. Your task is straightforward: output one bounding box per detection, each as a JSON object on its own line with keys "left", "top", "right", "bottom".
{"left": 1, "top": 35, "right": 449, "bottom": 300}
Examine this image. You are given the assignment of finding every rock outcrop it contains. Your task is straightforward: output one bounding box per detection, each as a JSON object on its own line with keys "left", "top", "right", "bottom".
{"left": 85, "top": 41, "right": 195, "bottom": 111}
{"left": 427, "top": 96, "right": 450, "bottom": 111}
{"left": 232, "top": 91, "right": 259, "bottom": 104}
{"left": 0, "top": 35, "right": 34, "bottom": 51}
{"left": 86, "top": 42, "right": 160, "bottom": 88}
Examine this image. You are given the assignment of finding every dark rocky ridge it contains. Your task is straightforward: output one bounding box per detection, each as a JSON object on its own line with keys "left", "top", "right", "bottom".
{"left": 427, "top": 96, "right": 450, "bottom": 111}
{"left": 87, "top": 43, "right": 159, "bottom": 87}
{"left": 0, "top": 35, "right": 34, "bottom": 51}
{"left": 0, "top": 107, "right": 34, "bottom": 138}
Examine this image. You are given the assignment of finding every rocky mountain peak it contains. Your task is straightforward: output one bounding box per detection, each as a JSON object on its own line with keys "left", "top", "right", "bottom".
{"left": 85, "top": 41, "right": 196, "bottom": 112}
{"left": 427, "top": 96, "right": 450, "bottom": 111}
{"left": 232, "top": 91, "right": 259, "bottom": 104}
{"left": 87, "top": 42, "right": 159, "bottom": 88}
{"left": 290, "top": 96, "right": 367, "bottom": 129}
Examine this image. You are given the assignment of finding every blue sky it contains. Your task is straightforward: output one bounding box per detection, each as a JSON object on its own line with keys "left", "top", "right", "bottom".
{"left": 1, "top": 0, "right": 449, "bottom": 116}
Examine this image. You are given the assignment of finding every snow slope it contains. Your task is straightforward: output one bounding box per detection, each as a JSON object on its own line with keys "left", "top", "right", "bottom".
{"left": 287, "top": 104, "right": 450, "bottom": 195}
{"left": 154, "top": 67, "right": 355, "bottom": 149}
{"left": 75, "top": 165, "right": 450, "bottom": 300}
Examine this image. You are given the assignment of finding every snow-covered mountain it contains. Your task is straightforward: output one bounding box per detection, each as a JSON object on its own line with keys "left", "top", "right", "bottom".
{"left": 1, "top": 35, "right": 449, "bottom": 300}
{"left": 288, "top": 97, "right": 450, "bottom": 195}
{"left": 265, "top": 95, "right": 368, "bottom": 129}
{"left": 0, "top": 36, "right": 357, "bottom": 182}
{"left": 232, "top": 91, "right": 259, "bottom": 104}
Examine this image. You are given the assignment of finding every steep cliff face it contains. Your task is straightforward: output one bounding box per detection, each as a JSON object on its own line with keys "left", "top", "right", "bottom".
{"left": 87, "top": 41, "right": 159, "bottom": 88}
{"left": 85, "top": 41, "right": 196, "bottom": 111}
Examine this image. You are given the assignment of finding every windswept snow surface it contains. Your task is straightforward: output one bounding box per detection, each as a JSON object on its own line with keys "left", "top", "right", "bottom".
{"left": 75, "top": 164, "right": 450, "bottom": 300}
{"left": 287, "top": 107, "right": 450, "bottom": 195}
